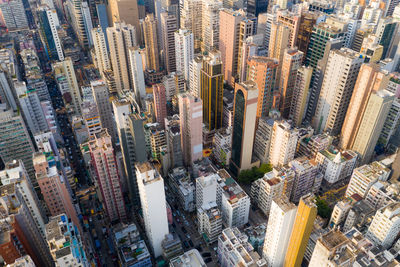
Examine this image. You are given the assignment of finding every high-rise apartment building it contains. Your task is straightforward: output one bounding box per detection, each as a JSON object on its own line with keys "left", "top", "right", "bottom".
{"left": 136, "top": 162, "right": 169, "bottom": 257}
{"left": 219, "top": 9, "right": 247, "bottom": 86}
{"left": 246, "top": 56, "right": 278, "bottom": 118}
{"left": 269, "top": 22, "right": 290, "bottom": 83}
{"left": 284, "top": 194, "right": 317, "bottom": 267}
{"left": 53, "top": 58, "right": 82, "bottom": 115}
{"left": 340, "top": 64, "right": 390, "bottom": 149}
{"left": 91, "top": 80, "right": 116, "bottom": 142}
{"left": 189, "top": 55, "right": 203, "bottom": 98}
{"left": 229, "top": 81, "right": 258, "bottom": 176}
{"left": 269, "top": 120, "right": 299, "bottom": 167}
{"left": 279, "top": 48, "right": 303, "bottom": 118}
{"left": 160, "top": 12, "right": 178, "bottom": 73}
{"left": 178, "top": 93, "right": 203, "bottom": 165}
{"left": 143, "top": 14, "right": 160, "bottom": 72}
{"left": 165, "top": 115, "right": 183, "bottom": 168}
{"left": 277, "top": 10, "right": 300, "bottom": 48}
{"left": 92, "top": 26, "right": 111, "bottom": 75}
{"left": 175, "top": 29, "right": 194, "bottom": 80}
{"left": 201, "top": 0, "right": 222, "bottom": 52}
{"left": 108, "top": 0, "right": 141, "bottom": 44}
{"left": 289, "top": 66, "right": 313, "bottom": 127}
{"left": 201, "top": 50, "right": 224, "bottom": 131}
{"left": 81, "top": 87, "right": 102, "bottom": 136}
{"left": 107, "top": 22, "right": 137, "bottom": 93}
{"left": 313, "top": 48, "right": 363, "bottom": 135}
{"left": 37, "top": 6, "right": 64, "bottom": 61}
{"left": 88, "top": 129, "right": 126, "bottom": 222}
{"left": 263, "top": 198, "right": 297, "bottom": 267}
{"left": 180, "top": 0, "right": 202, "bottom": 50}
{"left": 289, "top": 157, "right": 320, "bottom": 203}
{"left": 296, "top": 11, "right": 318, "bottom": 59}
{"left": 0, "top": 0, "right": 28, "bottom": 31}
{"left": 153, "top": 83, "right": 167, "bottom": 128}
{"left": 351, "top": 90, "right": 394, "bottom": 164}
{"left": 128, "top": 47, "right": 146, "bottom": 102}
{"left": 252, "top": 117, "right": 275, "bottom": 164}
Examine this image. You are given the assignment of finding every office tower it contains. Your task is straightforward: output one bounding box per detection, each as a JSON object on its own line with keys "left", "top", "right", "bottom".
{"left": 160, "top": 13, "right": 178, "bottom": 73}
{"left": 153, "top": 83, "right": 167, "bottom": 128}
{"left": 178, "top": 93, "right": 202, "bottom": 165}
{"left": 366, "top": 202, "right": 400, "bottom": 248}
{"left": 180, "top": 0, "right": 202, "bottom": 50}
{"left": 0, "top": 160, "right": 47, "bottom": 237}
{"left": 0, "top": 108, "right": 35, "bottom": 185}
{"left": 315, "top": 148, "right": 357, "bottom": 185}
{"left": 351, "top": 90, "right": 394, "bottom": 164}
{"left": 189, "top": 55, "right": 203, "bottom": 98}
{"left": 218, "top": 228, "right": 264, "bottom": 266}
{"left": 263, "top": 198, "right": 297, "bottom": 267}
{"left": 296, "top": 11, "right": 318, "bottom": 58}
{"left": 289, "top": 157, "right": 320, "bottom": 203}
{"left": 289, "top": 66, "right": 313, "bottom": 127}
{"left": 308, "top": 230, "right": 349, "bottom": 266}
{"left": 279, "top": 48, "right": 303, "bottom": 118}
{"left": 88, "top": 129, "right": 127, "bottom": 222}
{"left": 53, "top": 58, "right": 82, "bottom": 115}
{"left": 46, "top": 214, "right": 88, "bottom": 266}
{"left": 219, "top": 9, "right": 246, "bottom": 86}
{"left": 340, "top": 64, "right": 390, "bottom": 149}
{"left": 136, "top": 162, "right": 169, "bottom": 257}
{"left": 92, "top": 26, "right": 111, "bottom": 75}
{"left": 0, "top": 0, "right": 28, "bottom": 31}
{"left": 91, "top": 80, "right": 116, "bottom": 140}
{"left": 107, "top": 22, "right": 137, "bottom": 94}
{"left": 246, "top": 57, "right": 278, "bottom": 118}
{"left": 345, "top": 161, "right": 390, "bottom": 198}
{"left": 247, "top": 0, "right": 267, "bottom": 16}
{"left": 284, "top": 195, "right": 317, "bottom": 267}
{"left": 201, "top": 51, "right": 223, "bottom": 131}
{"left": 108, "top": 0, "right": 141, "bottom": 44}
{"left": 14, "top": 82, "right": 49, "bottom": 135}
{"left": 175, "top": 29, "right": 194, "bottom": 80}
{"left": 229, "top": 81, "right": 258, "bottom": 176}
{"left": 250, "top": 171, "right": 286, "bottom": 216}
{"left": 0, "top": 184, "right": 53, "bottom": 267}
{"left": 96, "top": 4, "right": 109, "bottom": 42}
{"left": 305, "top": 22, "right": 346, "bottom": 68}
{"left": 269, "top": 120, "right": 299, "bottom": 167}
{"left": 128, "top": 47, "right": 146, "bottom": 102}
{"left": 37, "top": 6, "right": 63, "bottom": 61}
{"left": 202, "top": 0, "right": 222, "bottom": 52}
{"left": 143, "top": 13, "right": 160, "bottom": 72}
{"left": 313, "top": 48, "right": 363, "bottom": 135}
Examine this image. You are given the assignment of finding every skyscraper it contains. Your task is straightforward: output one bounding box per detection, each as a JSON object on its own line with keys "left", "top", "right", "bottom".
{"left": 189, "top": 55, "right": 203, "bottom": 98}
{"left": 136, "top": 162, "right": 169, "bottom": 257}
{"left": 201, "top": 0, "right": 222, "bottom": 52}
{"left": 175, "top": 29, "right": 194, "bottom": 80}
{"left": 108, "top": 0, "right": 141, "bottom": 44}
{"left": 143, "top": 14, "right": 161, "bottom": 72}
{"left": 91, "top": 80, "right": 117, "bottom": 142}
{"left": 180, "top": 0, "right": 202, "bottom": 50}
{"left": 160, "top": 12, "right": 178, "bottom": 73}
{"left": 340, "top": 64, "right": 390, "bottom": 149}
{"left": 128, "top": 47, "right": 146, "bottom": 103}
{"left": 269, "top": 120, "right": 299, "bottom": 168}
{"left": 268, "top": 22, "right": 290, "bottom": 82}
{"left": 313, "top": 48, "right": 363, "bottom": 135}
{"left": 263, "top": 198, "right": 297, "bottom": 267}
{"left": 178, "top": 93, "right": 203, "bottom": 166}
{"left": 246, "top": 56, "right": 278, "bottom": 118}
{"left": 37, "top": 6, "right": 64, "bottom": 61}
{"left": 351, "top": 90, "right": 394, "bottom": 164}
{"left": 0, "top": 0, "right": 28, "bottom": 31}
{"left": 284, "top": 194, "right": 317, "bottom": 267}
{"left": 92, "top": 26, "right": 111, "bottom": 75}
{"left": 201, "top": 51, "right": 224, "bottom": 131}
{"left": 153, "top": 83, "right": 167, "bottom": 128}
{"left": 88, "top": 129, "right": 126, "bottom": 222}
{"left": 107, "top": 22, "right": 137, "bottom": 93}
{"left": 229, "top": 81, "right": 258, "bottom": 176}
{"left": 279, "top": 48, "right": 303, "bottom": 118}
{"left": 289, "top": 66, "right": 313, "bottom": 127}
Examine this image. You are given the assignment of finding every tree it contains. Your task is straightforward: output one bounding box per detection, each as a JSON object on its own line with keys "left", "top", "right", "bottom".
{"left": 315, "top": 197, "right": 332, "bottom": 219}
{"left": 237, "top": 163, "right": 273, "bottom": 184}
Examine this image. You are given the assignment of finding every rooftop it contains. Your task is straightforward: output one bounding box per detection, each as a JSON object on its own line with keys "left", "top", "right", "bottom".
{"left": 170, "top": 249, "right": 206, "bottom": 267}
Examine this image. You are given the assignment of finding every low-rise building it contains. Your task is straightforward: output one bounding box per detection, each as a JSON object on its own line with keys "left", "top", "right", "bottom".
{"left": 162, "top": 233, "right": 183, "bottom": 261}
{"left": 170, "top": 249, "right": 206, "bottom": 267}
{"left": 198, "top": 202, "right": 222, "bottom": 244}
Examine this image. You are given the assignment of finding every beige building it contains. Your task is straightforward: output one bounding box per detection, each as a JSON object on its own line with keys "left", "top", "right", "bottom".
{"left": 289, "top": 66, "right": 313, "bottom": 127}
{"left": 180, "top": 0, "right": 202, "bottom": 50}
{"left": 108, "top": 0, "right": 141, "bottom": 44}
{"left": 92, "top": 27, "right": 111, "bottom": 75}
{"left": 143, "top": 14, "right": 160, "bottom": 72}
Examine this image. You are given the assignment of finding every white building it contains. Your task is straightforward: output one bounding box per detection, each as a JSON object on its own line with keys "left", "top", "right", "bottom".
{"left": 81, "top": 2, "right": 93, "bottom": 46}
{"left": 128, "top": 47, "right": 146, "bottom": 102}
{"left": 345, "top": 161, "right": 390, "bottom": 198}
{"left": 269, "top": 120, "right": 299, "bottom": 167}
{"left": 175, "top": 29, "right": 194, "bottom": 80}
{"left": 170, "top": 249, "right": 206, "bottom": 266}
{"left": 92, "top": 26, "right": 111, "bottom": 74}
{"left": 262, "top": 198, "right": 297, "bottom": 267}
{"left": 189, "top": 55, "right": 203, "bottom": 98}
{"left": 315, "top": 147, "right": 358, "bottom": 184}
{"left": 289, "top": 157, "right": 321, "bottom": 203}
{"left": 196, "top": 173, "right": 221, "bottom": 210}
{"left": 366, "top": 202, "right": 400, "bottom": 248}
{"left": 136, "top": 162, "right": 169, "bottom": 257}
